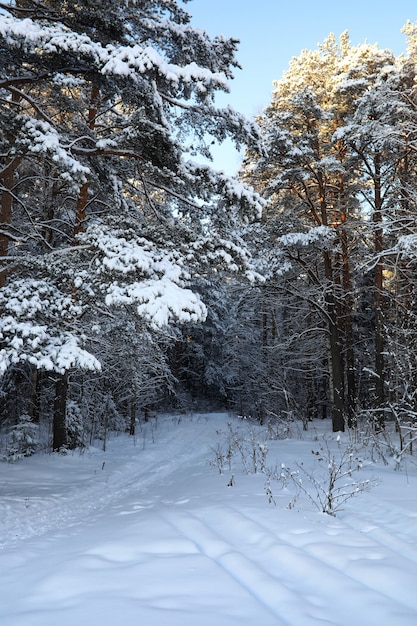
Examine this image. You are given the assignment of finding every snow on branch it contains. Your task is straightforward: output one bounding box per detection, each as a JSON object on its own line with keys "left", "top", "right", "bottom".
{"left": 0, "top": 317, "right": 100, "bottom": 376}
{"left": 0, "top": 14, "right": 229, "bottom": 93}
{"left": 183, "top": 161, "right": 265, "bottom": 221}
{"left": 279, "top": 226, "right": 335, "bottom": 248}
{"left": 392, "top": 234, "right": 417, "bottom": 258}
{"left": 105, "top": 279, "right": 207, "bottom": 328}
{"left": 101, "top": 46, "right": 228, "bottom": 93}
{"left": 0, "top": 278, "right": 99, "bottom": 376}
{"left": 78, "top": 223, "right": 206, "bottom": 327}
{"left": 16, "top": 116, "right": 90, "bottom": 186}
{"left": 185, "top": 234, "right": 263, "bottom": 282}
{"left": 79, "top": 225, "right": 156, "bottom": 275}
{"left": 0, "top": 278, "right": 83, "bottom": 319}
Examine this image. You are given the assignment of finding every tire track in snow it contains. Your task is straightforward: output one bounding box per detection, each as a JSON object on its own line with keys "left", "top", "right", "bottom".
{"left": 217, "top": 504, "right": 417, "bottom": 619}
{"left": 162, "top": 509, "right": 321, "bottom": 626}
{"left": 0, "top": 417, "right": 215, "bottom": 550}
{"left": 339, "top": 507, "right": 417, "bottom": 566}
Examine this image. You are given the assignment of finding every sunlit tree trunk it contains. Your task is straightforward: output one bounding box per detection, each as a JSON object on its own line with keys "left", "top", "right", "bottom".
{"left": 73, "top": 83, "right": 99, "bottom": 240}
{"left": 0, "top": 163, "right": 15, "bottom": 287}
{"left": 342, "top": 227, "right": 356, "bottom": 428}
{"left": 373, "top": 154, "right": 385, "bottom": 430}
{"left": 318, "top": 171, "right": 345, "bottom": 432}
{"left": 337, "top": 175, "right": 356, "bottom": 428}
{"left": 0, "top": 92, "right": 21, "bottom": 286}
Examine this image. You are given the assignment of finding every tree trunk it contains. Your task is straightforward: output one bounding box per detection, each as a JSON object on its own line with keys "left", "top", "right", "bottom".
{"left": 321, "top": 249, "right": 345, "bottom": 432}
{"left": 0, "top": 165, "right": 14, "bottom": 287}
{"left": 129, "top": 397, "right": 136, "bottom": 436}
{"left": 29, "top": 367, "right": 41, "bottom": 423}
{"left": 341, "top": 227, "right": 356, "bottom": 427}
{"left": 0, "top": 91, "right": 21, "bottom": 286}
{"left": 53, "top": 372, "right": 68, "bottom": 450}
{"left": 73, "top": 84, "right": 99, "bottom": 240}
{"left": 373, "top": 154, "right": 385, "bottom": 430}
{"left": 327, "top": 294, "right": 345, "bottom": 432}
{"left": 319, "top": 172, "right": 345, "bottom": 432}
{"left": 42, "top": 168, "right": 59, "bottom": 247}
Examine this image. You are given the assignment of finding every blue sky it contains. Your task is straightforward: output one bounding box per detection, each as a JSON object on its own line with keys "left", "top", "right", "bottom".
{"left": 188, "top": 0, "right": 417, "bottom": 172}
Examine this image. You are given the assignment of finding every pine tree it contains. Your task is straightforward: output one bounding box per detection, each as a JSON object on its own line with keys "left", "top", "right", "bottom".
{"left": 242, "top": 33, "right": 402, "bottom": 431}
{"left": 0, "top": 0, "right": 264, "bottom": 448}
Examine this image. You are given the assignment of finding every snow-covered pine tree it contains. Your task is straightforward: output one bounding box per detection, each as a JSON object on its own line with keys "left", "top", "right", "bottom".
{"left": 0, "top": 0, "right": 264, "bottom": 449}
{"left": 331, "top": 39, "right": 403, "bottom": 429}
{"left": 367, "top": 22, "right": 417, "bottom": 428}
{"left": 241, "top": 33, "right": 407, "bottom": 431}
{"left": 241, "top": 34, "right": 359, "bottom": 431}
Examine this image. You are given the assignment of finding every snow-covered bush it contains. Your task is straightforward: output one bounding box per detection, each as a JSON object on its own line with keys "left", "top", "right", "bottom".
{"left": 358, "top": 414, "right": 417, "bottom": 471}
{"left": 65, "top": 401, "right": 86, "bottom": 450}
{"left": 2, "top": 414, "right": 39, "bottom": 462}
{"left": 276, "top": 436, "right": 376, "bottom": 516}
{"left": 211, "top": 420, "right": 270, "bottom": 474}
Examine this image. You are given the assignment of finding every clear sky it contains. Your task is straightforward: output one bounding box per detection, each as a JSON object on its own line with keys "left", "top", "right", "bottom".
{"left": 188, "top": 0, "right": 417, "bottom": 173}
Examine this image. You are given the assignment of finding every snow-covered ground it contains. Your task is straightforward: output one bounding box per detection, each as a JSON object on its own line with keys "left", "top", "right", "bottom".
{"left": 1, "top": 413, "right": 417, "bottom": 625}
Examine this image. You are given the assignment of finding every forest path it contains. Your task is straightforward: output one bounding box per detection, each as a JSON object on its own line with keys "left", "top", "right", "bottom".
{"left": 1, "top": 414, "right": 417, "bottom": 625}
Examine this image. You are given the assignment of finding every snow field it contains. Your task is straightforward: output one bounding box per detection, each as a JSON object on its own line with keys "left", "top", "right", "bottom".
{"left": 1, "top": 413, "right": 417, "bottom": 625}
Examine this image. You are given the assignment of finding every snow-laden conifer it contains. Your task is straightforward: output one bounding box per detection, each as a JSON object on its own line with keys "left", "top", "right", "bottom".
{"left": 0, "top": 0, "right": 264, "bottom": 448}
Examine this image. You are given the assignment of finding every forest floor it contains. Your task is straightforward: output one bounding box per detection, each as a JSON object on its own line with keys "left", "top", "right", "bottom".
{"left": 1, "top": 412, "right": 417, "bottom": 625}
